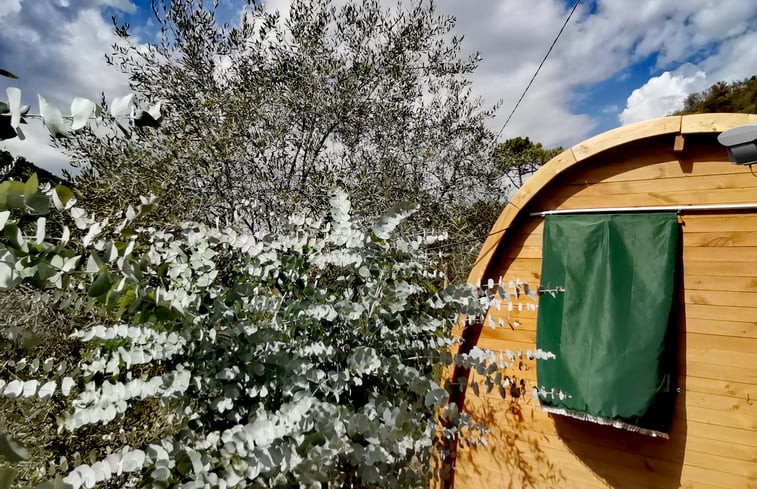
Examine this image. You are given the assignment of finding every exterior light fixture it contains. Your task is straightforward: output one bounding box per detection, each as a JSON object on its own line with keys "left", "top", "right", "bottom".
{"left": 717, "top": 124, "right": 757, "bottom": 165}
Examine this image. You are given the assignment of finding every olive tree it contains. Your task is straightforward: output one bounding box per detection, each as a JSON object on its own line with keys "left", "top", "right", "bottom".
{"left": 62, "top": 0, "right": 505, "bottom": 237}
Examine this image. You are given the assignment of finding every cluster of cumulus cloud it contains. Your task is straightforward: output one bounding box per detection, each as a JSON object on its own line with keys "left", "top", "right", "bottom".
{"left": 0, "top": 0, "right": 756, "bottom": 170}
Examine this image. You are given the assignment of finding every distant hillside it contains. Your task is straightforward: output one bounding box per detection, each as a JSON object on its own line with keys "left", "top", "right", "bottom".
{"left": 674, "top": 76, "right": 757, "bottom": 115}
{"left": 0, "top": 149, "right": 67, "bottom": 186}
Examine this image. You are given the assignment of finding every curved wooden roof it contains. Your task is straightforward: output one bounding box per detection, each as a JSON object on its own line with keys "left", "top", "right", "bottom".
{"left": 469, "top": 113, "right": 757, "bottom": 285}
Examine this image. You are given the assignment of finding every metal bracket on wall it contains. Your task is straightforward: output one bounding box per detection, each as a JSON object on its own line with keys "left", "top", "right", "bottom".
{"left": 537, "top": 285, "right": 565, "bottom": 298}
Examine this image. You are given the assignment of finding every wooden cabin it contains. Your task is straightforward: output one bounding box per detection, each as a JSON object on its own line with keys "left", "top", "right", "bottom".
{"left": 448, "top": 114, "right": 757, "bottom": 489}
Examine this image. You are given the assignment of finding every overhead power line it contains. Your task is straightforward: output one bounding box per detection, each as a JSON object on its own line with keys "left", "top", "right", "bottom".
{"left": 497, "top": 0, "right": 582, "bottom": 137}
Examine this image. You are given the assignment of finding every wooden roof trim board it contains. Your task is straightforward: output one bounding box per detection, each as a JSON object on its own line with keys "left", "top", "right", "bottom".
{"left": 681, "top": 113, "right": 757, "bottom": 133}
{"left": 467, "top": 113, "right": 757, "bottom": 285}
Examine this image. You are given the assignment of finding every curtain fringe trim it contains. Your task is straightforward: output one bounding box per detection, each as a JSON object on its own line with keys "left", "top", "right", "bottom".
{"left": 540, "top": 407, "right": 670, "bottom": 439}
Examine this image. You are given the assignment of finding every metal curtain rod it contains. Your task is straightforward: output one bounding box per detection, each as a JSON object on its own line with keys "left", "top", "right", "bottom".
{"left": 530, "top": 203, "right": 757, "bottom": 217}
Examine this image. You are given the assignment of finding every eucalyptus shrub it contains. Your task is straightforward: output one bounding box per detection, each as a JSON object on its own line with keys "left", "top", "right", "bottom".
{"left": 0, "top": 175, "right": 529, "bottom": 488}
{"left": 0, "top": 68, "right": 546, "bottom": 489}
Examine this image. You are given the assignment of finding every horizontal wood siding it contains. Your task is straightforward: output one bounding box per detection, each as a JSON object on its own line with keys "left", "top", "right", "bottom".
{"left": 454, "top": 132, "right": 757, "bottom": 489}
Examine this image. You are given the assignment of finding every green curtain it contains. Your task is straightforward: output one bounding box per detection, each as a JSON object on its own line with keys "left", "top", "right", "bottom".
{"left": 536, "top": 213, "right": 679, "bottom": 437}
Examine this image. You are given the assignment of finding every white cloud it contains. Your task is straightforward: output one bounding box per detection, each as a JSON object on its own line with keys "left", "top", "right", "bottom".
{"left": 1, "top": 121, "right": 72, "bottom": 174}
{"left": 0, "top": 0, "right": 21, "bottom": 18}
{"left": 262, "top": 0, "right": 292, "bottom": 19}
{"left": 438, "top": 0, "right": 757, "bottom": 144}
{"left": 701, "top": 29, "right": 757, "bottom": 82}
{"left": 618, "top": 2, "right": 757, "bottom": 127}
{"left": 0, "top": 0, "right": 134, "bottom": 172}
{"left": 257, "top": 0, "right": 756, "bottom": 146}
{"left": 690, "top": 0, "right": 753, "bottom": 41}
{"left": 101, "top": 0, "right": 136, "bottom": 13}
{"left": 619, "top": 69, "right": 707, "bottom": 125}
{"left": 2, "top": 0, "right": 756, "bottom": 169}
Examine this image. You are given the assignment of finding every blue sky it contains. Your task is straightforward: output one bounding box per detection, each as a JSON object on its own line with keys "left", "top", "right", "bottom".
{"left": 1, "top": 0, "right": 756, "bottom": 171}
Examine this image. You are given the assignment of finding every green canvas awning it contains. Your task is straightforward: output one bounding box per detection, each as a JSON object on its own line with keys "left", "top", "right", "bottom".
{"left": 536, "top": 213, "right": 679, "bottom": 437}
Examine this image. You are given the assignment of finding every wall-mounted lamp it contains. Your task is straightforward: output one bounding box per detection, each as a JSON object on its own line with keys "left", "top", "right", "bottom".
{"left": 717, "top": 124, "right": 757, "bottom": 165}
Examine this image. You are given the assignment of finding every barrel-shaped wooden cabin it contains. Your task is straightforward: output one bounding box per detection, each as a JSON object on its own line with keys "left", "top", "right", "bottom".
{"left": 449, "top": 113, "right": 757, "bottom": 489}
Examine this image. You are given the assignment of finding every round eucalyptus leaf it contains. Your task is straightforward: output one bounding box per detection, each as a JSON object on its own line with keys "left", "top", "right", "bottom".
{"left": 147, "top": 101, "right": 162, "bottom": 121}
{"left": 22, "top": 379, "right": 39, "bottom": 398}
{"left": 109, "top": 93, "right": 134, "bottom": 118}
{"left": 70, "top": 97, "right": 96, "bottom": 131}
{"left": 120, "top": 449, "right": 145, "bottom": 473}
{"left": 61, "top": 377, "right": 75, "bottom": 396}
{"left": 38, "top": 94, "right": 69, "bottom": 138}
{"left": 87, "top": 272, "right": 112, "bottom": 298}
{"left": 35, "top": 217, "right": 46, "bottom": 244}
{"left": 133, "top": 109, "right": 159, "bottom": 128}
{"left": 56, "top": 186, "right": 75, "bottom": 205}
{"left": 0, "top": 252, "right": 17, "bottom": 290}
{"left": 6, "top": 87, "right": 21, "bottom": 129}
{"left": 38, "top": 380, "right": 57, "bottom": 400}
{"left": 25, "top": 191, "right": 50, "bottom": 215}
{"left": 102, "top": 404, "right": 117, "bottom": 423}
{"left": 91, "top": 460, "right": 110, "bottom": 482}
{"left": 75, "top": 465, "right": 95, "bottom": 489}
{"left": 23, "top": 173, "right": 37, "bottom": 200}
{"left": 0, "top": 433, "right": 29, "bottom": 462}
{"left": 2, "top": 380, "right": 22, "bottom": 399}
{"left": 62, "top": 468, "right": 81, "bottom": 489}
{"left": 151, "top": 466, "right": 170, "bottom": 482}
{"left": 13, "top": 124, "right": 25, "bottom": 140}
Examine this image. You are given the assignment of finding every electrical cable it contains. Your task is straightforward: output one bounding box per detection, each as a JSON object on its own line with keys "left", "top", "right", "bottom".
{"left": 496, "top": 0, "right": 582, "bottom": 137}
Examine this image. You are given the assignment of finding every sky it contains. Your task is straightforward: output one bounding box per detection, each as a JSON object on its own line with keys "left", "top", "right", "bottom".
{"left": 1, "top": 0, "right": 756, "bottom": 173}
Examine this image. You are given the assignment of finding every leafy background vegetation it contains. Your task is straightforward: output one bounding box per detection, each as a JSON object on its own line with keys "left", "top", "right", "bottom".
{"left": 674, "top": 76, "right": 757, "bottom": 115}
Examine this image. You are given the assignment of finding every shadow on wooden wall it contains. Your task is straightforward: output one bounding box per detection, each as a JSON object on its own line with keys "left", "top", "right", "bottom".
{"left": 553, "top": 395, "right": 687, "bottom": 488}
{"left": 455, "top": 395, "right": 566, "bottom": 488}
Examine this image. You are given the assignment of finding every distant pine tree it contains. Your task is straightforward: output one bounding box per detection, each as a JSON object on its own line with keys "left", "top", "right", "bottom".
{"left": 493, "top": 137, "right": 563, "bottom": 188}
{"left": 674, "top": 76, "right": 757, "bottom": 115}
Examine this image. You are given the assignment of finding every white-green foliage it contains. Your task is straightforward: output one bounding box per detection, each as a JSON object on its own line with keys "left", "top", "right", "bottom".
{"left": 0, "top": 73, "right": 159, "bottom": 143}
{"left": 0, "top": 177, "right": 512, "bottom": 488}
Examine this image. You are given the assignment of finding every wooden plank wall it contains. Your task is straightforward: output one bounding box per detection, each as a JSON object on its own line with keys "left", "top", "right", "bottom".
{"left": 452, "top": 134, "right": 757, "bottom": 489}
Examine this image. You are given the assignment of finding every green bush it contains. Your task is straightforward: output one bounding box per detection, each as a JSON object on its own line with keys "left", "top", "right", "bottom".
{"left": 0, "top": 177, "right": 523, "bottom": 488}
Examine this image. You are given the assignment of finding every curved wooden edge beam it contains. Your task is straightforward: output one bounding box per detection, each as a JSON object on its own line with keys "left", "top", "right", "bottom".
{"left": 681, "top": 112, "right": 757, "bottom": 133}
{"left": 467, "top": 202, "right": 520, "bottom": 287}
{"left": 466, "top": 112, "right": 757, "bottom": 286}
